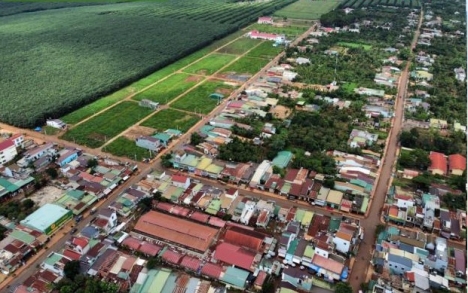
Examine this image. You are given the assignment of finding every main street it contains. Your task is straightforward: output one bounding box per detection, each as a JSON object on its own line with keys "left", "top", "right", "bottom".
{"left": 347, "top": 10, "right": 424, "bottom": 292}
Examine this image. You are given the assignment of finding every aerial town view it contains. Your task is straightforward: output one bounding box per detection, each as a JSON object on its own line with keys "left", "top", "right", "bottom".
{"left": 0, "top": 0, "right": 466, "bottom": 292}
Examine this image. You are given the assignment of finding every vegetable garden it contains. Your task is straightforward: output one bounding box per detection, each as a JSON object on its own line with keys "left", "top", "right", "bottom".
{"left": 0, "top": 0, "right": 294, "bottom": 128}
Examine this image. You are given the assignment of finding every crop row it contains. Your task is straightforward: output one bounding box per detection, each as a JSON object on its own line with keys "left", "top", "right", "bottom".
{"left": 341, "top": 0, "right": 419, "bottom": 7}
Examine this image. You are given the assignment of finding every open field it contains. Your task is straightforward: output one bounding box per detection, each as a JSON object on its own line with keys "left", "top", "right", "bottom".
{"left": 246, "top": 42, "right": 283, "bottom": 59}
{"left": 248, "top": 23, "right": 308, "bottom": 37}
{"left": 337, "top": 42, "right": 373, "bottom": 50}
{"left": 217, "top": 38, "right": 262, "bottom": 55}
{"left": 221, "top": 57, "right": 269, "bottom": 75}
{"left": 141, "top": 108, "right": 201, "bottom": 132}
{"left": 102, "top": 137, "right": 155, "bottom": 162}
{"left": 274, "top": 0, "right": 342, "bottom": 20}
{"left": 183, "top": 54, "right": 237, "bottom": 75}
{"left": 172, "top": 80, "right": 236, "bottom": 114}
{"left": 61, "top": 101, "right": 152, "bottom": 148}
{"left": 132, "top": 73, "right": 203, "bottom": 104}
{"left": 1, "top": 0, "right": 294, "bottom": 128}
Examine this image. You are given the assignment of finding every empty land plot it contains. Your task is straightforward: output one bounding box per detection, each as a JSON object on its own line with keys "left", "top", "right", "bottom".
{"left": 61, "top": 101, "right": 152, "bottom": 148}
{"left": 183, "top": 54, "right": 237, "bottom": 75}
{"left": 221, "top": 57, "right": 269, "bottom": 75}
{"left": 141, "top": 108, "right": 200, "bottom": 132}
{"left": 246, "top": 42, "right": 283, "bottom": 59}
{"left": 103, "top": 137, "right": 155, "bottom": 162}
{"left": 248, "top": 23, "right": 308, "bottom": 37}
{"left": 172, "top": 80, "right": 236, "bottom": 114}
{"left": 217, "top": 38, "right": 263, "bottom": 55}
{"left": 132, "top": 73, "right": 203, "bottom": 104}
{"left": 274, "top": 0, "right": 342, "bottom": 20}
{"left": 337, "top": 42, "right": 372, "bottom": 50}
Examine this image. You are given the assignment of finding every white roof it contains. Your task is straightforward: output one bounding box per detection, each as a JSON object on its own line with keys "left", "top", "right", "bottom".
{"left": 251, "top": 160, "right": 271, "bottom": 183}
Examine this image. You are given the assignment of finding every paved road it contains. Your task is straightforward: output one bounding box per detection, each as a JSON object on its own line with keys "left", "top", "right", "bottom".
{"left": 347, "top": 10, "right": 424, "bottom": 292}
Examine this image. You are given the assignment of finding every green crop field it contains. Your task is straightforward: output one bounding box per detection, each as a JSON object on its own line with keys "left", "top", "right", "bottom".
{"left": 183, "top": 53, "right": 237, "bottom": 75}
{"left": 337, "top": 42, "right": 373, "bottom": 50}
{"left": 141, "top": 108, "right": 200, "bottom": 132}
{"left": 217, "top": 38, "right": 263, "bottom": 55}
{"left": 246, "top": 42, "right": 283, "bottom": 59}
{"left": 102, "top": 137, "right": 155, "bottom": 162}
{"left": 1, "top": 0, "right": 295, "bottom": 128}
{"left": 172, "top": 80, "right": 236, "bottom": 114}
{"left": 61, "top": 101, "right": 152, "bottom": 148}
{"left": 132, "top": 73, "right": 202, "bottom": 104}
{"left": 274, "top": 0, "right": 342, "bottom": 20}
{"left": 221, "top": 57, "right": 269, "bottom": 75}
{"left": 248, "top": 23, "right": 308, "bottom": 37}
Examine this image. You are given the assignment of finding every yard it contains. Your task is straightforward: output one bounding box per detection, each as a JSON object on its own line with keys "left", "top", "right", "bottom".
{"left": 337, "top": 42, "right": 373, "bottom": 51}
{"left": 132, "top": 73, "right": 203, "bottom": 104}
{"left": 102, "top": 137, "right": 155, "bottom": 162}
{"left": 141, "top": 108, "right": 201, "bottom": 132}
{"left": 183, "top": 53, "right": 237, "bottom": 75}
{"left": 274, "top": 0, "right": 342, "bottom": 20}
{"left": 247, "top": 23, "right": 308, "bottom": 37}
{"left": 246, "top": 41, "right": 283, "bottom": 59}
{"left": 61, "top": 101, "right": 153, "bottom": 148}
{"left": 171, "top": 80, "right": 236, "bottom": 114}
{"left": 217, "top": 38, "right": 263, "bottom": 55}
{"left": 221, "top": 57, "right": 269, "bottom": 75}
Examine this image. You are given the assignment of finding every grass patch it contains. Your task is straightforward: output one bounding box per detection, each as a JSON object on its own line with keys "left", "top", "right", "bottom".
{"left": 61, "top": 101, "right": 152, "bottom": 148}
{"left": 247, "top": 23, "right": 308, "bottom": 37}
{"left": 246, "top": 42, "right": 283, "bottom": 59}
{"left": 132, "top": 73, "right": 202, "bottom": 104}
{"left": 42, "top": 126, "right": 62, "bottom": 135}
{"left": 341, "top": 82, "right": 358, "bottom": 94}
{"left": 141, "top": 108, "right": 200, "bottom": 132}
{"left": 217, "top": 38, "right": 263, "bottom": 55}
{"left": 172, "top": 80, "right": 236, "bottom": 114}
{"left": 274, "top": 0, "right": 342, "bottom": 20}
{"left": 183, "top": 53, "right": 237, "bottom": 75}
{"left": 337, "top": 42, "right": 373, "bottom": 50}
{"left": 221, "top": 57, "right": 269, "bottom": 75}
{"left": 103, "top": 137, "right": 155, "bottom": 162}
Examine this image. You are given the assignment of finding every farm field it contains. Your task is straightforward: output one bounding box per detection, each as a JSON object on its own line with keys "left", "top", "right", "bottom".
{"left": 102, "top": 137, "right": 155, "bottom": 162}
{"left": 337, "top": 42, "right": 373, "bottom": 50}
{"left": 60, "top": 101, "right": 153, "bottom": 148}
{"left": 141, "top": 108, "right": 201, "bottom": 132}
{"left": 217, "top": 38, "right": 263, "bottom": 55}
{"left": 183, "top": 54, "right": 237, "bottom": 75}
{"left": 1, "top": 0, "right": 295, "bottom": 128}
{"left": 274, "top": 0, "right": 342, "bottom": 20}
{"left": 221, "top": 57, "right": 269, "bottom": 75}
{"left": 246, "top": 42, "right": 283, "bottom": 59}
{"left": 248, "top": 23, "right": 308, "bottom": 37}
{"left": 172, "top": 80, "right": 236, "bottom": 114}
{"left": 340, "top": 0, "right": 420, "bottom": 8}
{"left": 132, "top": 73, "right": 203, "bottom": 104}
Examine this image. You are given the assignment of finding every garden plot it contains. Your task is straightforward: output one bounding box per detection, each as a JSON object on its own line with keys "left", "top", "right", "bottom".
{"left": 183, "top": 53, "right": 237, "bottom": 75}
{"left": 141, "top": 108, "right": 201, "bottom": 132}
{"left": 217, "top": 38, "right": 263, "bottom": 55}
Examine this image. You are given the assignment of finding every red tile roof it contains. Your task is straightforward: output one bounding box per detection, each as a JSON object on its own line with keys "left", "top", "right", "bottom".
{"left": 449, "top": 154, "right": 466, "bottom": 171}
{"left": 0, "top": 139, "right": 14, "bottom": 151}
{"left": 189, "top": 211, "right": 210, "bottom": 223}
{"left": 180, "top": 255, "right": 202, "bottom": 271}
{"left": 201, "top": 263, "right": 223, "bottom": 279}
{"left": 172, "top": 174, "right": 188, "bottom": 183}
{"left": 72, "top": 237, "right": 89, "bottom": 249}
{"left": 284, "top": 169, "right": 299, "bottom": 182}
{"left": 429, "top": 151, "right": 447, "bottom": 174}
{"left": 214, "top": 242, "right": 256, "bottom": 271}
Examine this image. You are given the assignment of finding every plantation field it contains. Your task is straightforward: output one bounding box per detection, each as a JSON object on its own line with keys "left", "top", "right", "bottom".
{"left": 1, "top": 0, "right": 295, "bottom": 128}
{"left": 102, "top": 137, "right": 155, "bottom": 162}
{"left": 248, "top": 23, "right": 308, "bottom": 37}
{"left": 340, "top": 0, "right": 420, "bottom": 8}
{"left": 217, "top": 38, "right": 263, "bottom": 55}
{"left": 246, "top": 42, "right": 283, "bottom": 59}
{"left": 221, "top": 57, "right": 269, "bottom": 75}
{"left": 141, "top": 109, "right": 200, "bottom": 132}
{"left": 172, "top": 80, "right": 236, "bottom": 114}
{"left": 61, "top": 102, "right": 152, "bottom": 148}
{"left": 274, "top": 0, "right": 342, "bottom": 20}
{"left": 132, "top": 73, "right": 202, "bottom": 104}
{"left": 337, "top": 42, "right": 373, "bottom": 50}
{"left": 183, "top": 54, "right": 237, "bottom": 75}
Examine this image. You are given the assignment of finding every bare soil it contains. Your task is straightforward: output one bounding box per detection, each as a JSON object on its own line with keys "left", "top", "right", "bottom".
{"left": 271, "top": 105, "right": 291, "bottom": 119}
{"left": 185, "top": 75, "right": 203, "bottom": 83}
{"left": 124, "top": 125, "right": 156, "bottom": 140}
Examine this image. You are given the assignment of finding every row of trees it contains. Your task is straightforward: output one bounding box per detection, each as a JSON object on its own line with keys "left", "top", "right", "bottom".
{"left": 400, "top": 128, "right": 466, "bottom": 155}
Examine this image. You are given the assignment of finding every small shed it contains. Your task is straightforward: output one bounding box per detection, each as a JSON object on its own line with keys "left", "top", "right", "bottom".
{"left": 210, "top": 93, "right": 224, "bottom": 100}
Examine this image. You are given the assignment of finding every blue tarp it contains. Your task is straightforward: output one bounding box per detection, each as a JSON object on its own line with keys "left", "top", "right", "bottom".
{"left": 34, "top": 127, "right": 42, "bottom": 132}
{"left": 341, "top": 267, "right": 349, "bottom": 280}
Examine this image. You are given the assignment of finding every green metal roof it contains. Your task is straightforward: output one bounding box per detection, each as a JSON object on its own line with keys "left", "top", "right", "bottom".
{"left": 10, "top": 229, "right": 35, "bottom": 244}
{"left": 66, "top": 189, "right": 85, "bottom": 200}
{"left": 294, "top": 209, "right": 305, "bottom": 222}
{"left": 287, "top": 238, "right": 299, "bottom": 255}
{"left": 0, "top": 178, "right": 19, "bottom": 192}
{"left": 360, "top": 197, "right": 369, "bottom": 213}
{"left": 153, "top": 132, "right": 171, "bottom": 142}
{"left": 221, "top": 267, "right": 249, "bottom": 288}
{"left": 272, "top": 151, "right": 293, "bottom": 168}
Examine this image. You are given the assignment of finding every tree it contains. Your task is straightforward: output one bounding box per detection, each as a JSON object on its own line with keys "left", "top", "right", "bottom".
{"left": 261, "top": 279, "right": 275, "bottom": 293}
{"left": 64, "top": 260, "right": 81, "bottom": 281}
{"left": 86, "top": 159, "right": 98, "bottom": 169}
{"left": 335, "top": 282, "right": 353, "bottom": 293}
{"left": 138, "top": 197, "right": 153, "bottom": 212}
{"left": 45, "top": 167, "right": 58, "bottom": 179}
{"left": 189, "top": 132, "right": 203, "bottom": 146}
{"left": 323, "top": 177, "right": 335, "bottom": 188}
{"left": 161, "top": 153, "right": 173, "bottom": 168}
{"left": 21, "top": 199, "right": 35, "bottom": 210}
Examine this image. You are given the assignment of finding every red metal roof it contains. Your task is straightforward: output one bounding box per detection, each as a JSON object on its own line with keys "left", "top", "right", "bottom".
{"left": 226, "top": 188, "right": 238, "bottom": 196}
{"left": 63, "top": 249, "right": 81, "bottom": 261}
{"left": 429, "top": 151, "right": 447, "bottom": 174}
{"left": 405, "top": 271, "right": 415, "bottom": 282}
{"left": 189, "top": 211, "right": 210, "bottom": 223}
{"left": 122, "top": 237, "right": 141, "bottom": 251}
{"left": 254, "top": 271, "right": 267, "bottom": 286}
{"left": 208, "top": 217, "right": 226, "bottom": 228}
{"left": 156, "top": 202, "right": 174, "bottom": 213}
{"left": 172, "top": 174, "right": 188, "bottom": 183}
{"left": 161, "top": 249, "right": 183, "bottom": 265}
{"left": 0, "top": 139, "right": 14, "bottom": 151}
{"left": 223, "top": 226, "right": 264, "bottom": 251}
{"left": 139, "top": 242, "right": 161, "bottom": 257}
{"left": 214, "top": 242, "right": 256, "bottom": 271}
{"left": 284, "top": 169, "right": 299, "bottom": 182}
{"left": 171, "top": 206, "right": 190, "bottom": 217}
{"left": 312, "top": 254, "right": 344, "bottom": 274}
{"left": 180, "top": 255, "right": 202, "bottom": 271}
{"left": 448, "top": 154, "right": 466, "bottom": 171}
{"left": 201, "top": 263, "right": 223, "bottom": 279}
{"left": 72, "top": 237, "right": 89, "bottom": 249}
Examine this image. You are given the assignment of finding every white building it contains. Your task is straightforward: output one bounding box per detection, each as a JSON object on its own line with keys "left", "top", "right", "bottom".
{"left": 333, "top": 231, "right": 353, "bottom": 253}
{"left": 171, "top": 174, "right": 190, "bottom": 189}
{"left": 250, "top": 160, "right": 272, "bottom": 188}
{"left": 46, "top": 119, "right": 67, "bottom": 130}
{"left": 240, "top": 200, "right": 256, "bottom": 225}
{"left": 0, "top": 140, "right": 17, "bottom": 165}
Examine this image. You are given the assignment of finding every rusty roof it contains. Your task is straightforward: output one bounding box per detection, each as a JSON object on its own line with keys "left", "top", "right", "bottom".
{"left": 224, "top": 226, "right": 265, "bottom": 251}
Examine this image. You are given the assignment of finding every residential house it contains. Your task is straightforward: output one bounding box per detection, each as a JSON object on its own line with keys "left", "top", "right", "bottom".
{"left": 247, "top": 30, "right": 285, "bottom": 43}
{"left": 135, "top": 136, "right": 162, "bottom": 152}
{"left": 56, "top": 149, "right": 79, "bottom": 167}
{"left": 448, "top": 154, "right": 466, "bottom": 176}
{"left": 92, "top": 209, "right": 117, "bottom": 234}
{"left": 18, "top": 143, "right": 56, "bottom": 167}
{"left": 428, "top": 152, "right": 447, "bottom": 176}
{"left": 348, "top": 129, "right": 379, "bottom": 148}
{"left": 257, "top": 16, "right": 273, "bottom": 24}
{"left": 8, "top": 134, "right": 24, "bottom": 148}
{"left": 250, "top": 160, "right": 272, "bottom": 188}
{"left": 171, "top": 174, "right": 190, "bottom": 189}
{"left": 295, "top": 57, "right": 310, "bottom": 65}
{"left": 0, "top": 140, "right": 17, "bottom": 165}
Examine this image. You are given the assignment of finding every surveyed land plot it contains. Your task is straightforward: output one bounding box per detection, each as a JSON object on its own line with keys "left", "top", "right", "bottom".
{"left": 248, "top": 23, "right": 308, "bottom": 37}
{"left": 221, "top": 57, "right": 269, "bottom": 75}
{"left": 141, "top": 108, "right": 201, "bottom": 132}
{"left": 246, "top": 42, "right": 283, "bottom": 59}
{"left": 183, "top": 54, "right": 237, "bottom": 75}
{"left": 132, "top": 73, "right": 203, "bottom": 104}
{"left": 61, "top": 101, "right": 152, "bottom": 148}
{"left": 217, "top": 38, "right": 263, "bottom": 55}
{"left": 102, "top": 137, "right": 154, "bottom": 162}
{"left": 337, "top": 42, "right": 373, "bottom": 50}
{"left": 172, "top": 80, "right": 237, "bottom": 114}
{"left": 274, "top": 0, "right": 342, "bottom": 20}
